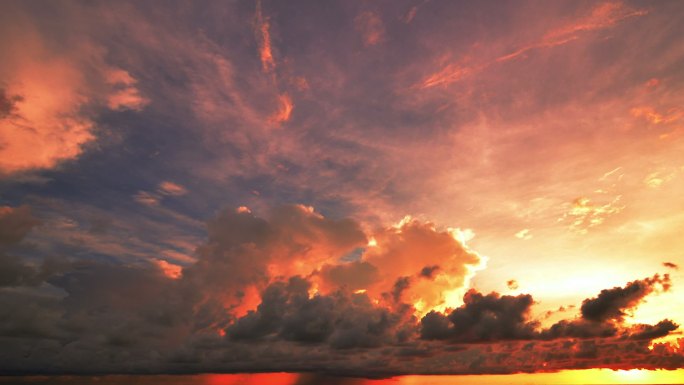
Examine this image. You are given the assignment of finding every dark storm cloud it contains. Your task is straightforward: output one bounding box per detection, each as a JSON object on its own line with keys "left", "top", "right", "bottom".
{"left": 228, "top": 276, "right": 416, "bottom": 348}
{"left": 386, "top": 276, "right": 412, "bottom": 303}
{"left": 580, "top": 274, "right": 671, "bottom": 322}
{"left": 419, "top": 274, "right": 680, "bottom": 348}
{"left": 626, "top": 319, "right": 679, "bottom": 341}
{"left": 420, "top": 290, "right": 538, "bottom": 342}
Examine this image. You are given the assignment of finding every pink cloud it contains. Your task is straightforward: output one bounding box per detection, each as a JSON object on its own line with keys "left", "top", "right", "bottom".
{"left": 158, "top": 181, "right": 188, "bottom": 196}
{"left": 355, "top": 11, "right": 386, "bottom": 46}
{"left": 0, "top": 8, "right": 149, "bottom": 177}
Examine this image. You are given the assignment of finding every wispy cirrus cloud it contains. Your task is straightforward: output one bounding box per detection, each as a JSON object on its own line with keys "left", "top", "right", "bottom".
{"left": 418, "top": 2, "right": 647, "bottom": 89}
{"left": 255, "top": 0, "right": 276, "bottom": 74}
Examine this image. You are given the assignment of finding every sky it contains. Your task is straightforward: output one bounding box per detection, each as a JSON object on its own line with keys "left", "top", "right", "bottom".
{"left": 1, "top": 0, "right": 684, "bottom": 383}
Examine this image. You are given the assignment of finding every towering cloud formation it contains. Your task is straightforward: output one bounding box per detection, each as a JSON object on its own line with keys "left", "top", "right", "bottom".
{"left": 0, "top": 204, "right": 681, "bottom": 377}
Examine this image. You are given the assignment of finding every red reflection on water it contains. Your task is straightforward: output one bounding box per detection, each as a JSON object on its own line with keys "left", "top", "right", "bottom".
{"left": 204, "top": 373, "right": 299, "bottom": 385}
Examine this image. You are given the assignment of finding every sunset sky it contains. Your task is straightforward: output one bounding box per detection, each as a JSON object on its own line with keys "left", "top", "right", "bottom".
{"left": 1, "top": 0, "right": 684, "bottom": 384}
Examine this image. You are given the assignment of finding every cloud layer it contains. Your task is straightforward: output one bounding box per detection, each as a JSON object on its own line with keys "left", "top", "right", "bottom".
{"left": 0, "top": 203, "right": 681, "bottom": 377}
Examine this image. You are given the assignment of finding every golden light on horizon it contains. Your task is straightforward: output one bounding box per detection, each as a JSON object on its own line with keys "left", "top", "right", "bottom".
{"left": 396, "top": 369, "right": 684, "bottom": 385}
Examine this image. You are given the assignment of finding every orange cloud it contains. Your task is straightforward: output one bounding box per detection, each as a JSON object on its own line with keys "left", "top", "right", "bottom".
{"left": 107, "top": 87, "right": 149, "bottom": 111}
{"left": 498, "top": 2, "right": 647, "bottom": 63}
{"left": 419, "top": 63, "right": 477, "bottom": 89}
{"left": 561, "top": 196, "right": 624, "bottom": 234}
{"left": 348, "top": 217, "right": 485, "bottom": 314}
{"left": 269, "top": 93, "right": 294, "bottom": 126}
{"left": 631, "top": 106, "right": 683, "bottom": 125}
{"left": 0, "top": 10, "right": 150, "bottom": 177}
{"left": 255, "top": 0, "right": 275, "bottom": 73}
{"left": 105, "top": 68, "right": 149, "bottom": 111}
{"left": 0, "top": 64, "right": 95, "bottom": 176}
{"left": 159, "top": 181, "right": 188, "bottom": 196}
{"left": 154, "top": 259, "right": 183, "bottom": 279}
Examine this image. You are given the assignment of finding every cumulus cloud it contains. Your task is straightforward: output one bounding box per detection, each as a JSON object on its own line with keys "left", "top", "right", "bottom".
{"left": 0, "top": 205, "right": 682, "bottom": 376}
{"left": 227, "top": 276, "right": 415, "bottom": 349}
{"left": 359, "top": 218, "right": 484, "bottom": 314}
{"left": 420, "top": 290, "right": 538, "bottom": 342}
{"left": 580, "top": 274, "right": 670, "bottom": 322}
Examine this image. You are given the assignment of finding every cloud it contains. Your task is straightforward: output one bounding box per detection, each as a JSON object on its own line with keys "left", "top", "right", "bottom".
{"left": 560, "top": 196, "right": 625, "bottom": 234}
{"left": 158, "top": 181, "right": 188, "bottom": 196}
{"left": 135, "top": 182, "right": 189, "bottom": 206}
{"left": 580, "top": 274, "right": 670, "bottom": 323}
{"left": 184, "top": 205, "right": 367, "bottom": 314}
{"left": 420, "top": 290, "right": 538, "bottom": 342}
{"left": 269, "top": 93, "right": 294, "bottom": 126}
{"left": 0, "top": 204, "right": 681, "bottom": 376}
{"left": 0, "top": 5, "right": 149, "bottom": 177}
{"left": 514, "top": 229, "right": 532, "bottom": 240}
{"left": 627, "top": 319, "right": 679, "bottom": 340}
{"left": 0, "top": 205, "right": 44, "bottom": 287}
{"left": 319, "top": 261, "right": 380, "bottom": 292}
{"left": 355, "top": 11, "right": 386, "bottom": 46}
{"left": 420, "top": 274, "right": 678, "bottom": 347}
{"left": 0, "top": 205, "right": 41, "bottom": 247}
{"left": 255, "top": 0, "right": 276, "bottom": 74}
{"left": 418, "top": 63, "right": 477, "bottom": 89}
{"left": 543, "top": 274, "right": 673, "bottom": 340}
{"left": 227, "top": 276, "right": 414, "bottom": 349}
{"left": 2, "top": 0, "right": 684, "bottom": 377}
{"left": 631, "top": 106, "right": 683, "bottom": 125}
{"left": 134, "top": 191, "right": 161, "bottom": 206}
{"left": 418, "top": 2, "right": 647, "bottom": 89}
{"left": 497, "top": 2, "right": 647, "bottom": 63}
{"left": 105, "top": 68, "right": 149, "bottom": 111}
{"left": 154, "top": 259, "right": 183, "bottom": 279}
